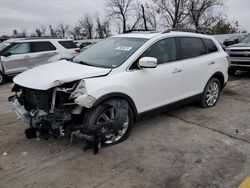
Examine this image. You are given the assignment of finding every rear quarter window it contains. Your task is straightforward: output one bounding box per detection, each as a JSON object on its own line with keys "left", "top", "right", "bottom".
{"left": 58, "top": 41, "right": 78, "bottom": 49}
{"left": 203, "top": 39, "right": 218, "bottom": 53}
{"left": 179, "top": 37, "right": 206, "bottom": 59}
{"left": 31, "top": 42, "right": 56, "bottom": 52}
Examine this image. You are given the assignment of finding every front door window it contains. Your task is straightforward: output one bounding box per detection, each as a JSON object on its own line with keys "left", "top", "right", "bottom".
{"left": 8, "top": 43, "right": 30, "bottom": 55}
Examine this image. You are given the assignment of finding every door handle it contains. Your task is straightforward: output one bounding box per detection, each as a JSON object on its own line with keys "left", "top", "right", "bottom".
{"left": 208, "top": 61, "right": 215, "bottom": 65}
{"left": 24, "top": 55, "right": 31, "bottom": 59}
{"left": 172, "top": 68, "right": 182, "bottom": 74}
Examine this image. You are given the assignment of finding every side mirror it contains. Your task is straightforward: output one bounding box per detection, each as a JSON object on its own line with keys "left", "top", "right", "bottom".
{"left": 234, "top": 39, "right": 239, "bottom": 43}
{"left": 138, "top": 57, "right": 157, "bottom": 68}
{"left": 3, "top": 52, "right": 11, "bottom": 57}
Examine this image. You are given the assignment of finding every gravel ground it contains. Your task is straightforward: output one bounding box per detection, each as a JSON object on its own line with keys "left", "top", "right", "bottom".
{"left": 0, "top": 72, "right": 250, "bottom": 188}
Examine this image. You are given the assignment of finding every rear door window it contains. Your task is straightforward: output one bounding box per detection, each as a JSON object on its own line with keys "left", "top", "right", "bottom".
{"left": 58, "top": 41, "right": 78, "bottom": 49}
{"left": 203, "top": 39, "right": 218, "bottom": 53}
{"left": 179, "top": 37, "right": 206, "bottom": 59}
{"left": 31, "top": 42, "right": 56, "bottom": 53}
{"left": 8, "top": 43, "right": 30, "bottom": 55}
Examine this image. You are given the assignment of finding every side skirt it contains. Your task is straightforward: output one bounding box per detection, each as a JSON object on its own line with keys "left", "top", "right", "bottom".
{"left": 137, "top": 93, "right": 203, "bottom": 121}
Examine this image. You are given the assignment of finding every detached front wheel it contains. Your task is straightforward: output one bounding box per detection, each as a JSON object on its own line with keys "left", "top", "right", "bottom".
{"left": 200, "top": 78, "right": 221, "bottom": 108}
{"left": 84, "top": 99, "right": 134, "bottom": 145}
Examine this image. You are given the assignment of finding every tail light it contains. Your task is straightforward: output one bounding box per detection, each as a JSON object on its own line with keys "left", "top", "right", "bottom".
{"left": 75, "top": 48, "right": 80, "bottom": 53}
{"left": 226, "top": 55, "right": 231, "bottom": 67}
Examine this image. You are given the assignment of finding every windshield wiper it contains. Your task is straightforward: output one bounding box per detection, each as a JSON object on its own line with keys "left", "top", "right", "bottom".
{"left": 75, "top": 61, "right": 93, "bottom": 66}
{"left": 74, "top": 60, "right": 112, "bottom": 69}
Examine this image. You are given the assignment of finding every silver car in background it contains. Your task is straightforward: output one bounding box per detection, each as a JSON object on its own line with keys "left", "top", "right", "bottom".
{"left": 0, "top": 38, "right": 80, "bottom": 84}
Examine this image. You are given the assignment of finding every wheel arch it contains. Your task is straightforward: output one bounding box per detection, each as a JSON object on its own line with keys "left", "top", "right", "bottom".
{"left": 93, "top": 92, "right": 138, "bottom": 122}
{"left": 0, "top": 62, "right": 5, "bottom": 74}
{"left": 210, "top": 72, "right": 225, "bottom": 89}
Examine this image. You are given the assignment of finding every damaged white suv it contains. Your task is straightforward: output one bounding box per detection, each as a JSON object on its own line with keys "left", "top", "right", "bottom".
{"left": 10, "top": 31, "right": 229, "bottom": 147}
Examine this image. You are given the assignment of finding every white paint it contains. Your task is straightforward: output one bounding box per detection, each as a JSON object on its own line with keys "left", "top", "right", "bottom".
{"left": 13, "top": 31, "right": 228, "bottom": 114}
{"left": 13, "top": 60, "right": 111, "bottom": 90}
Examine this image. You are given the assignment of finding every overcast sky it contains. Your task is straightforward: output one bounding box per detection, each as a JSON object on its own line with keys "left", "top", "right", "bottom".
{"left": 0, "top": 0, "right": 249, "bottom": 36}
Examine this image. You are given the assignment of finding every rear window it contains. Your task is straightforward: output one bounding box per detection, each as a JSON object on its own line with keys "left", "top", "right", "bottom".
{"left": 31, "top": 42, "right": 56, "bottom": 52}
{"left": 203, "top": 39, "right": 218, "bottom": 53}
{"left": 179, "top": 37, "right": 206, "bottom": 59}
{"left": 59, "top": 41, "right": 78, "bottom": 49}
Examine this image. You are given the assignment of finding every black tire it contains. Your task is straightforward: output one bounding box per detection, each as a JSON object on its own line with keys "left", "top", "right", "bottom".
{"left": 0, "top": 72, "right": 5, "bottom": 85}
{"left": 83, "top": 99, "right": 134, "bottom": 146}
{"left": 228, "top": 68, "right": 237, "bottom": 76}
{"left": 200, "top": 78, "right": 221, "bottom": 108}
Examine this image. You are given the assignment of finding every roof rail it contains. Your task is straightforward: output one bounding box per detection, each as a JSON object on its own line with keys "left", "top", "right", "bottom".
{"left": 162, "top": 29, "right": 206, "bottom": 34}
{"left": 123, "top": 29, "right": 157, "bottom": 34}
{"left": 22, "top": 37, "right": 68, "bottom": 40}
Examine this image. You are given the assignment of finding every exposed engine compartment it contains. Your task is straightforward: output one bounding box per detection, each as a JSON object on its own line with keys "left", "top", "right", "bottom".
{"left": 10, "top": 82, "right": 129, "bottom": 154}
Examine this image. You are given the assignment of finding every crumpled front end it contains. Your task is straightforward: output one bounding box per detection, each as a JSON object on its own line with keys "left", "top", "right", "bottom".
{"left": 9, "top": 80, "right": 96, "bottom": 138}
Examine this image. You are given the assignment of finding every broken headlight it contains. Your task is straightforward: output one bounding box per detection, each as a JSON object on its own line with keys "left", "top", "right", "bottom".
{"left": 56, "top": 80, "right": 87, "bottom": 99}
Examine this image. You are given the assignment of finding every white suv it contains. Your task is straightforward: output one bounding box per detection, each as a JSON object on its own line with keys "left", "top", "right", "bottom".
{"left": 0, "top": 38, "right": 80, "bottom": 84}
{"left": 10, "top": 31, "right": 229, "bottom": 146}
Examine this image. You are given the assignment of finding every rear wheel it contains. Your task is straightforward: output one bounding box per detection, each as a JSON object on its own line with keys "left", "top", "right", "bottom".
{"left": 228, "top": 68, "right": 237, "bottom": 76}
{"left": 0, "top": 72, "right": 5, "bottom": 85}
{"left": 84, "top": 99, "right": 134, "bottom": 145}
{"left": 200, "top": 78, "right": 221, "bottom": 108}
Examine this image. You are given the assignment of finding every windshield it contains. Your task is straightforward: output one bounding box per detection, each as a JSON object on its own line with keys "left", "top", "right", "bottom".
{"left": 241, "top": 35, "right": 250, "bottom": 43}
{"left": 0, "top": 42, "right": 11, "bottom": 52}
{"left": 73, "top": 37, "right": 148, "bottom": 68}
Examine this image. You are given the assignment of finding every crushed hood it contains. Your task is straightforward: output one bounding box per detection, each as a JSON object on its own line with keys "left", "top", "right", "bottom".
{"left": 13, "top": 60, "right": 111, "bottom": 90}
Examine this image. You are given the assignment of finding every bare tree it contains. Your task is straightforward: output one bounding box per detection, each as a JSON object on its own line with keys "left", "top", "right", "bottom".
{"left": 19, "top": 28, "right": 27, "bottom": 37}
{"left": 12, "top": 30, "right": 19, "bottom": 38}
{"left": 35, "top": 28, "right": 43, "bottom": 37}
{"left": 106, "top": 0, "right": 134, "bottom": 33}
{"left": 96, "top": 16, "right": 111, "bottom": 38}
{"left": 153, "top": 0, "right": 188, "bottom": 29}
{"left": 103, "top": 20, "right": 111, "bottom": 37}
{"left": 96, "top": 17, "right": 105, "bottom": 38}
{"left": 49, "top": 25, "right": 57, "bottom": 37}
{"left": 69, "top": 24, "right": 82, "bottom": 40}
{"left": 187, "top": 0, "right": 223, "bottom": 30}
{"left": 40, "top": 26, "right": 47, "bottom": 36}
{"left": 57, "top": 23, "right": 69, "bottom": 38}
{"left": 141, "top": 4, "right": 148, "bottom": 30}
{"left": 80, "top": 15, "right": 94, "bottom": 39}
{"left": 133, "top": 2, "right": 158, "bottom": 30}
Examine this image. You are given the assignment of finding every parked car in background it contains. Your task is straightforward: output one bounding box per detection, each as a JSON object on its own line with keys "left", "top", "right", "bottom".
{"left": 74, "top": 39, "right": 102, "bottom": 50}
{"left": 223, "top": 34, "right": 247, "bottom": 47}
{"left": 219, "top": 42, "right": 226, "bottom": 51}
{"left": 10, "top": 31, "right": 228, "bottom": 146}
{"left": 0, "top": 38, "right": 80, "bottom": 84}
{"left": 80, "top": 42, "right": 98, "bottom": 52}
{"left": 226, "top": 34, "right": 250, "bottom": 75}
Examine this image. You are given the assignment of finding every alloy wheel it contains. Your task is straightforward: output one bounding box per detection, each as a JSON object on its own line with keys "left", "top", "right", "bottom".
{"left": 96, "top": 107, "right": 129, "bottom": 144}
{"left": 206, "top": 81, "right": 220, "bottom": 107}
